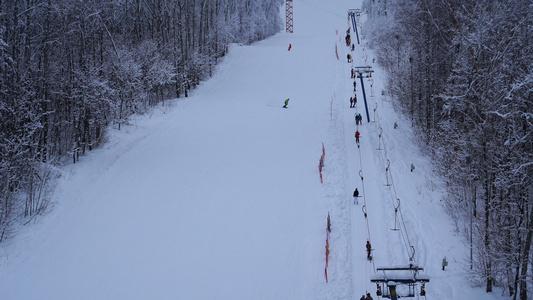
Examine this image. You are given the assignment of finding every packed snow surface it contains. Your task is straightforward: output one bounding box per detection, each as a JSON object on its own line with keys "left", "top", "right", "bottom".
{"left": 0, "top": 0, "right": 509, "bottom": 299}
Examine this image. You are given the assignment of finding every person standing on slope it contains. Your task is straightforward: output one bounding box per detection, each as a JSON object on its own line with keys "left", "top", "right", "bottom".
{"left": 353, "top": 188, "right": 359, "bottom": 205}
{"left": 283, "top": 98, "right": 289, "bottom": 108}
{"left": 355, "top": 130, "right": 360, "bottom": 145}
{"left": 365, "top": 292, "right": 374, "bottom": 300}
{"left": 357, "top": 113, "right": 363, "bottom": 125}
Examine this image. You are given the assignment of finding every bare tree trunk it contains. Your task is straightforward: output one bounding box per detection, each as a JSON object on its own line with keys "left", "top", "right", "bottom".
{"left": 519, "top": 206, "right": 533, "bottom": 300}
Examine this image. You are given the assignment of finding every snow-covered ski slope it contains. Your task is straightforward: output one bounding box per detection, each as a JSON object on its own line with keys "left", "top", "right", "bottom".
{"left": 0, "top": 1, "right": 509, "bottom": 299}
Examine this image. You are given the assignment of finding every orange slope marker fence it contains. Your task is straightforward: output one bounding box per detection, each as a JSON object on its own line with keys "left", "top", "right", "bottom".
{"left": 318, "top": 143, "right": 326, "bottom": 183}
{"left": 325, "top": 212, "right": 331, "bottom": 282}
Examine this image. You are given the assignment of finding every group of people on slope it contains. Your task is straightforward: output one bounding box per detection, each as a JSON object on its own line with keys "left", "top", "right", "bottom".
{"left": 360, "top": 292, "right": 373, "bottom": 300}
{"left": 346, "top": 28, "right": 355, "bottom": 51}
{"left": 347, "top": 25, "right": 376, "bottom": 300}
{"left": 345, "top": 29, "right": 351, "bottom": 47}
{"left": 350, "top": 96, "right": 357, "bottom": 108}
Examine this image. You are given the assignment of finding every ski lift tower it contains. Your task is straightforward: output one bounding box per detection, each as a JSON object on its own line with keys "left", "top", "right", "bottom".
{"left": 348, "top": 9, "right": 361, "bottom": 44}
{"left": 371, "top": 264, "right": 430, "bottom": 300}
{"left": 286, "top": 0, "right": 293, "bottom": 33}
{"left": 354, "top": 66, "right": 374, "bottom": 123}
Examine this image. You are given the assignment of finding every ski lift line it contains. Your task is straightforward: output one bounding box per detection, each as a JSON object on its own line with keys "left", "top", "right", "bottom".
{"left": 355, "top": 23, "right": 428, "bottom": 296}
{"left": 385, "top": 161, "right": 416, "bottom": 261}
{"left": 373, "top": 123, "right": 415, "bottom": 262}
{"left": 359, "top": 71, "right": 415, "bottom": 262}
{"left": 381, "top": 171, "right": 412, "bottom": 257}
{"left": 360, "top": 129, "right": 409, "bottom": 253}
{"left": 353, "top": 21, "right": 415, "bottom": 273}
{"left": 386, "top": 188, "right": 413, "bottom": 259}
{"left": 386, "top": 178, "right": 414, "bottom": 261}
{"left": 357, "top": 159, "right": 371, "bottom": 245}
{"left": 357, "top": 156, "right": 372, "bottom": 244}
{"left": 353, "top": 120, "right": 373, "bottom": 253}
{"left": 347, "top": 169, "right": 356, "bottom": 296}
{"left": 351, "top": 37, "right": 417, "bottom": 263}
{"left": 354, "top": 127, "right": 378, "bottom": 274}
{"left": 381, "top": 128, "right": 415, "bottom": 260}
{"left": 348, "top": 28, "right": 396, "bottom": 275}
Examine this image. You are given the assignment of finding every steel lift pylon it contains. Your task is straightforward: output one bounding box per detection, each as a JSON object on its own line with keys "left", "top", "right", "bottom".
{"left": 286, "top": 0, "right": 293, "bottom": 33}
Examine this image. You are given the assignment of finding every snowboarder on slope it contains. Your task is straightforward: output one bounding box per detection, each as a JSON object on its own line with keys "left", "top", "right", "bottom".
{"left": 288, "top": 43, "right": 292, "bottom": 51}
{"left": 283, "top": 98, "right": 289, "bottom": 108}
{"left": 353, "top": 188, "right": 359, "bottom": 205}
{"left": 355, "top": 130, "right": 360, "bottom": 144}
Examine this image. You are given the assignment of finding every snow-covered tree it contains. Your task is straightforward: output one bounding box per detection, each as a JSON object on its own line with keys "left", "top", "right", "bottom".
{"left": 0, "top": 0, "right": 285, "bottom": 241}
{"left": 363, "top": 0, "right": 533, "bottom": 297}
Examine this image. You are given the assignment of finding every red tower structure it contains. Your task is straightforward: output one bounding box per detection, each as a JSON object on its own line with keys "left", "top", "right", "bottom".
{"left": 286, "top": 0, "right": 293, "bottom": 33}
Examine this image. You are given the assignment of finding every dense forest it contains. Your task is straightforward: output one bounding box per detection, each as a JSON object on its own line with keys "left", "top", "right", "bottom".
{"left": 0, "top": 0, "right": 283, "bottom": 241}
{"left": 362, "top": 0, "right": 532, "bottom": 299}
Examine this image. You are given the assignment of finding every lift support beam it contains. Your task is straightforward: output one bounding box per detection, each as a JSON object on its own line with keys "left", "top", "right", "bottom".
{"left": 370, "top": 264, "right": 430, "bottom": 300}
